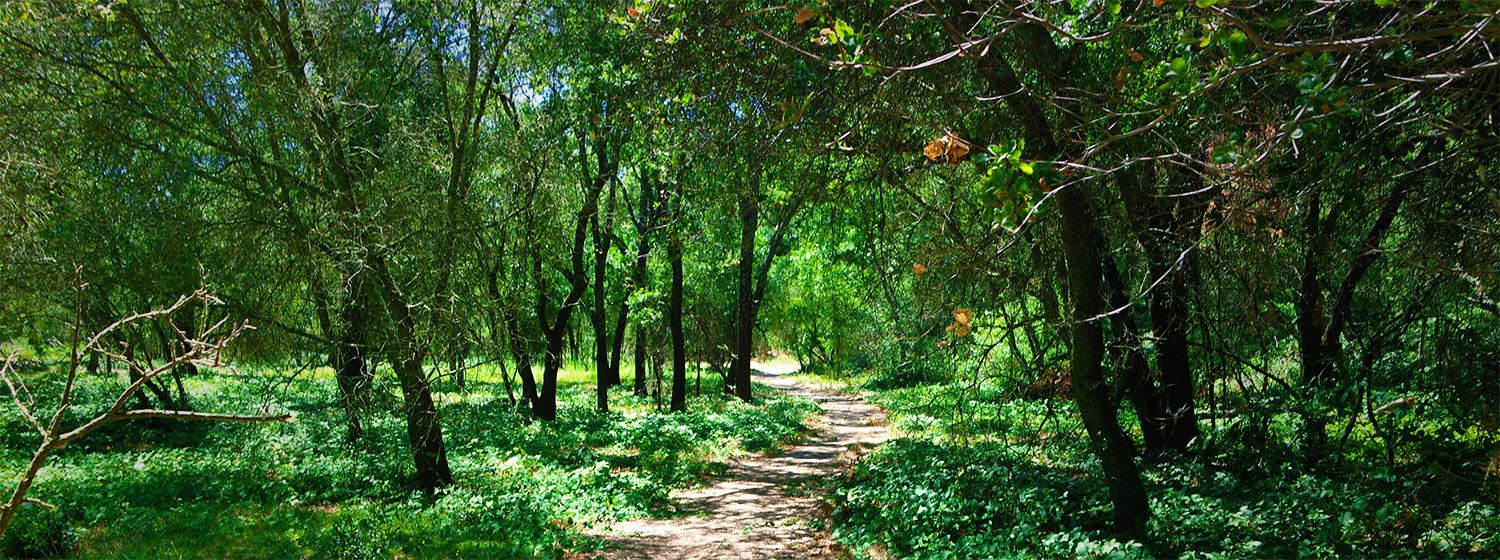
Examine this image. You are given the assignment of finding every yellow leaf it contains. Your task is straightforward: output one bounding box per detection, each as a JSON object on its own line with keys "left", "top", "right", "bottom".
{"left": 794, "top": 7, "right": 816, "bottom": 24}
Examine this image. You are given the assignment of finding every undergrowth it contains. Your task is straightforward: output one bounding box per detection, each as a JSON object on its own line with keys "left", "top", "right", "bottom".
{"left": 822, "top": 373, "right": 1500, "bottom": 559}
{"left": 0, "top": 364, "right": 818, "bottom": 559}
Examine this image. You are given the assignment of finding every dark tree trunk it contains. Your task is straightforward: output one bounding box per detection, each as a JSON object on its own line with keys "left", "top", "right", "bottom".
{"left": 370, "top": 255, "right": 454, "bottom": 491}
{"left": 1118, "top": 164, "right": 1204, "bottom": 452}
{"left": 609, "top": 298, "right": 628, "bottom": 386}
{"left": 731, "top": 187, "right": 759, "bottom": 403}
{"left": 502, "top": 307, "right": 538, "bottom": 406}
{"left": 124, "top": 342, "right": 167, "bottom": 410}
{"left": 961, "top": 9, "right": 1152, "bottom": 531}
{"left": 591, "top": 207, "right": 610, "bottom": 414}
{"left": 1296, "top": 187, "right": 1333, "bottom": 461}
{"left": 634, "top": 330, "right": 649, "bottom": 397}
{"left": 669, "top": 219, "right": 687, "bottom": 412}
{"left": 535, "top": 331, "right": 565, "bottom": 421}
{"left": 1297, "top": 170, "right": 1412, "bottom": 463}
{"left": 622, "top": 178, "right": 655, "bottom": 394}
{"left": 1103, "top": 253, "right": 1170, "bottom": 455}
{"left": 533, "top": 132, "right": 608, "bottom": 420}
{"left": 1058, "top": 188, "right": 1152, "bottom": 533}
{"left": 1151, "top": 268, "right": 1202, "bottom": 450}
{"left": 1298, "top": 188, "right": 1330, "bottom": 386}
{"left": 333, "top": 278, "right": 371, "bottom": 442}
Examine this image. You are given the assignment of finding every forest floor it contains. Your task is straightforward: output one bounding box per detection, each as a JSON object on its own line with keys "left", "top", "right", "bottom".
{"left": 580, "top": 360, "right": 891, "bottom": 560}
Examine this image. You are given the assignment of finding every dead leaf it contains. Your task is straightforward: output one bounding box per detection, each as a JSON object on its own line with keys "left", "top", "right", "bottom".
{"left": 952, "top": 308, "right": 973, "bottom": 328}
{"left": 627, "top": 6, "right": 641, "bottom": 18}
{"left": 945, "top": 308, "right": 974, "bottom": 337}
{"left": 944, "top": 134, "right": 970, "bottom": 162}
{"left": 794, "top": 7, "right": 816, "bottom": 24}
{"left": 1128, "top": 48, "right": 1144, "bottom": 62}
{"left": 912, "top": 263, "right": 927, "bottom": 279}
{"left": 924, "top": 131, "right": 971, "bottom": 163}
{"left": 923, "top": 139, "right": 947, "bottom": 161}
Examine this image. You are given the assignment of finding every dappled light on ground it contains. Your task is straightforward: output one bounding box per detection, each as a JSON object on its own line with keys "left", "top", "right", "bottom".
{"left": 585, "top": 365, "right": 891, "bottom": 560}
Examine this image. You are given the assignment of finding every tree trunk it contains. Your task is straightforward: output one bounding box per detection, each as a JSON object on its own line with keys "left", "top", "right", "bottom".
{"left": 532, "top": 132, "right": 607, "bottom": 420}
{"left": 1118, "top": 164, "right": 1203, "bottom": 452}
{"left": 962, "top": 10, "right": 1152, "bottom": 531}
{"left": 609, "top": 297, "right": 629, "bottom": 386}
{"left": 1297, "top": 173, "right": 1412, "bottom": 463}
{"left": 731, "top": 187, "right": 759, "bottom": 403}
{"left": 502, "top": 307, "right": 538, "bottom": 406}
{"left": 536, "top": 330, "right": 565, "bottom": 421}
{"left": 634, "top": 328, "right": 649, "bottom": 397}
{"left": 1058, "top": 187, "right": 1152, "bottom": 533}
{"left": 1103, "top": 253, "right": 1170, "bottom": 454}
{"left": 669, "top": 220, "right": 687, "bottom": 412}
{"left": 331, "top": 269, "right": 371, "bottom": 442}
{"left": 591, "top": 207, "right": 610, "bottom": 414}
{"left": 370, "top": 255, "right": 454, "bottom": 491}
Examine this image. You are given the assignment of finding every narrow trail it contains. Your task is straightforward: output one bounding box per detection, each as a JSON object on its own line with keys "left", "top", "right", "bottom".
{"left": 581, "top": 363, "right": 892, "bottom": 560}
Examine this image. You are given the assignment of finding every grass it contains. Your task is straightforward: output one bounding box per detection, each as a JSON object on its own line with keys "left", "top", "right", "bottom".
{"left": 0, "top": 360, "right": 820, "bottom": 559}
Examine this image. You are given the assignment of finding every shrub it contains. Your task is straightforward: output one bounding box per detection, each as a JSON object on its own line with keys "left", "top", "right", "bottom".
{"left": 1, "top": 504, "right": 78, "bottom": 559}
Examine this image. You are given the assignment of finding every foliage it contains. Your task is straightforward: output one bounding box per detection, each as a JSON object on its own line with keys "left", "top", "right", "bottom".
{"left": 1, "top": 504, "right": 77, "bottom": 559}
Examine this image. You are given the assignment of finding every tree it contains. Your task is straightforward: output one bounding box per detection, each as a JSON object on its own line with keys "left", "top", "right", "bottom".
{"left": 0, "top": 288, "right": 290, "bottom": 538}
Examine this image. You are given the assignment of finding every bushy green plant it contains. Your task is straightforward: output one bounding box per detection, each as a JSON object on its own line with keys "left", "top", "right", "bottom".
{"left": 0, "top": 504, "right": 77, "bottom": 559}
{"left": 1423, "top": 501, "right": 1500, "bottom": 556}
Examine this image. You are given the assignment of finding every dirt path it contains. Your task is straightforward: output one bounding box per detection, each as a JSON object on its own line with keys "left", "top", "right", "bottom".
{"left": 581, "top": 363, "right": 892, "bottom": 560}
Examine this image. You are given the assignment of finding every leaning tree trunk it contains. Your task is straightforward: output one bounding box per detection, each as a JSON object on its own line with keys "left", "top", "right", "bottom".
{"left": 963, "top": 11, "right": 1152, "bottom": 531}
{"left": 1058, "top": 187, "right": 1152, "bottom": 533}
{"left": 371, "top": 255, "right": 453, "bottom": 491}
{"left": 1103, "top": 252, "right": 1171, "bottom": 454}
